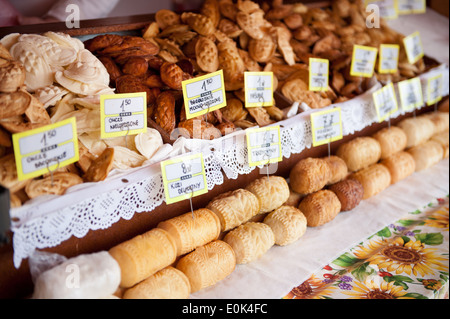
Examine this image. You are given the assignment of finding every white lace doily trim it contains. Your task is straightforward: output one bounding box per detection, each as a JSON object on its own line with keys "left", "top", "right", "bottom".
{"left": 10, "top": 65, "right": 449, "bottom": 268}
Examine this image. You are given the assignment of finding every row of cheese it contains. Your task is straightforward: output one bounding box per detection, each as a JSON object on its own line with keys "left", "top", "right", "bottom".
{"left": 31, "top": 110, "right": 448, "bottom": 299}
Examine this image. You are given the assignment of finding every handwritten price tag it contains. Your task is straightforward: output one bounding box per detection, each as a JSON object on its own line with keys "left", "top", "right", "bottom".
{"left": 244, "top": 72, "right": 274, "bottom": 108}
{"left": 373, "top": 83, "right": 399, "bottom": 122}
{"left": 398, "top": 0, "right": 426, "bottom": 14}
{"left": 426, "top": 74, "right": 443, "bottom": 106}
{"left": 379, "top": 44, "right": 400, "bottom": 74}
{"left": 403, "top": 31, "right": 424, "bottom": 65}
{"left": 182, "top": 70, "right": 227, "bottom": 120}
{"left": 100, "top": 92, "right": 147, "bottom": 139}
{"left": 350, "top": 45, "right": 378, "bottom": 78}
{"left": 246, "top": 126, "right": 282, "bottom": 167}
{"left": 309, "top": 58, "right": 329, "bottom": 92}
{"left": 398, "top": 77, "right": 423, "bottom": 111}
{"left": 310, "top": 108, "right": 343, "bottom": 147}
{"left": 12, "top": 117, "right": 79, "bottom": 181}
{"left": 161, "top": 153, "right": 208, "bottom": 205}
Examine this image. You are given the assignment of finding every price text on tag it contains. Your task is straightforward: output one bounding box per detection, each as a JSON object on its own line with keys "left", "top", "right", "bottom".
{"left": 398, "top": 77, "right": 423, "bottom": 111}
{"left": 365, "top": 0, "right": 398, "bottom": 20}
{"left": 12, "top": 117, "right": 79, "bottom": 181}
{"left": 244, "top": 72, "right": 274, "bottom": 108}
{"left": 379, "top": 44, "right": 400, "bottom": 74}
{"left": 310, "top": 107, "right": 343, "bottom": 147}
{"left": 246, "top": 126, "right": 282, "bottom": 167}
{"left": 161, "top": 153, "right": 208, "bottom": 205}
{"left": 100, "top": 92, "right": 147, "bottom": 139}
{"left": 373, "top": 82, "right": 399, "bottom": 122}
{"left": 309, "top": 58, "right": 329, "bottom": 92}
{"left": 350, "top": 45, "right": 378, "bottom": 78}
{"left": 403, "top": 31, "right": 424, "bottom": 65}
{"left": 182, "top": 70, "right": 227, "bottom": 120}
{"left": 398, "top": 0, "right": 426, "bottom": 14}
{"left": 426, "top": 74, "right": 443, "bottom": 106}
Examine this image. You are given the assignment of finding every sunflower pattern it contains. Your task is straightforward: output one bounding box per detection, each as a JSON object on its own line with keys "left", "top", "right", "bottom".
{"left": 284, "top": 195, "right": 449, "bottom": 299}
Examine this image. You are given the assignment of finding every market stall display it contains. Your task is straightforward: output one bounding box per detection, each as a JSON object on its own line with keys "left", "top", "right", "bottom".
{"left": 0, "top": 0, "right": 448, "bottom": 300}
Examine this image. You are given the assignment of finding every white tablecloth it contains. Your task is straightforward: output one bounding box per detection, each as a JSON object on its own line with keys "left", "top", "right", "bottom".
{"left": 190, "top": 158, "right": 449, "bottom": 299}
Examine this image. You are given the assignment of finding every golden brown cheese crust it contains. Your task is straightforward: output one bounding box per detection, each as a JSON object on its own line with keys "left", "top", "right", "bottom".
{"left": 298, "top": 189, "right": 341, "bottom": 227}
{"left": 157, "top": 208, "right": 221, "bottom": 256}
{"left": 349, "top": 164, "right": 391, "bottom": 200}
{"left": 323, "top": 155, "right": 348, "bottom": 185}
{"left": 109, "top": 228, "right": 178, "bottom": 288}
{"left": 263, "top": 205, "right": 307, "bottom": 246}
{"left": 289, "top": 157, "right": 332, "bottom": 195}
{"left": 245, "top": 176, "right": 290, "bottom": 214}
{"left": 372, "top": 126, "right": 408, "bottom": 160}
{"left": 176, "top": 240, "right": 236, "bottom": 293}
{"left": 381, "top": 151, "right": 416, "bottom": 184}
{"left": 207, "top": 189, "right": 261, "bottom": 231}
{"left": 122, "top": 267, "right": 191, "bottom": 299}
{"left": 397, "top": 116, "right": 436, "bottom": 149}
{"left": 336, "top": 136, "right": 382, "bottom": 172}
{"left": 328, "top": 179, "right": 364, "bottom": 212}
{"left": 407, "top": 140, "right": 444, "bottom": 172}
{"left": 223, "top": 222, "right": 275, "bottom": 264}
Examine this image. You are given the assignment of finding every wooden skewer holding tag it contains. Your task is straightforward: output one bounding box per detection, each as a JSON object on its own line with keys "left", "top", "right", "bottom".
{"left": 326, "top": 132, "right": 332, "bottom": 159}
{"left": 184, "top": 184, "right": 195, "bottom": 220}
{"left": 259, "top": 95, "right": 265, "bottom": 108}
{"left": 46, "top": 157, "right": 60, "bottom": 187}
{"left": 204, "top": 104, "right": 211, "bottom": 124}
{"left": 121, "top": 122, "right": 130, "bottom": 149}
{"left": 434, "top": 80, "right": 439, "bottom": 113}
{"left": 325, "top": 112, "right": 334, "bottom": 158}
{"left": 383, "top": 85, "right": 392, "bottom": 129}
{"left": 385, "top": 90, "right": 391, "bottom": 129}
{"left": 262, "top": 153, "right": 272, "bottom": 184}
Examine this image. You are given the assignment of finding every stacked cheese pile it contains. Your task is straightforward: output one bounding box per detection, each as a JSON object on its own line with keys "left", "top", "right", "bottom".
{"left": 0, "top": 33, "right": 166, "bottom": 208}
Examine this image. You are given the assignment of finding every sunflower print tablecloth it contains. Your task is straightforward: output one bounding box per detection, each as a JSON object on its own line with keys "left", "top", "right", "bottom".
{"left": 284, "top": 195, "right": 449, "bottom": 299}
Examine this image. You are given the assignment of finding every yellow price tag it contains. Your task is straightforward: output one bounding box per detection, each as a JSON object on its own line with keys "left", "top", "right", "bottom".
{"left": 244, "top": 72, "right": 274, "bottom": 108}
{"left": 398, "top": 77, "right": 423, "bottom": 111}
{"left": 310, "top": 107, "right": 343, "bottom": 147}
{"left": 350, "top": 45, "right": 378, "bottom": 78}
{"left": 403, "top": 31, "right": 424, "bottom": 65}
{"left": 100, "top": 92, "right": 147, "bottom": 139}
{"left": 246, "top": 126, "right": 282, "bottom": 167}
{"left": 373, "top": 83, "right": 399, "bottom": 122}
{"left": 379, "top": 44, "right": 400, "bottom": 74}
{"left": 398, "top": 0, "right": 426, "bottom": 14}
{"left": 161, "top": 153, "right": 208, "bottom": 205}
{"left": 426, "top": 74, "right": 443, "bottom": 106}
{"left": 12, "top": 117, "right": 79, "bottom": 181}
{"left": 182, "top": 70, "right": 227, "bottom": 120}
{"left": 309, "top": 58, "right": 329, "bottom": 92}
